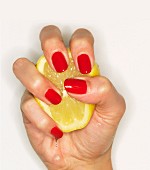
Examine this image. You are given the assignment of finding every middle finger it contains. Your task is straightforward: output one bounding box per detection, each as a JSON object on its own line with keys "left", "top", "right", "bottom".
{"left": 40, "top": 25, "right": 69, "bottom": 73}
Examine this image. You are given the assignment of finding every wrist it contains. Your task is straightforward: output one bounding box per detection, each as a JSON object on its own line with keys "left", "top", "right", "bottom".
{"left": 72, "top": 148, "right": 112, "bottom": 170}
{"left": 47, "top": 148, "right": 112, "bottom": 170}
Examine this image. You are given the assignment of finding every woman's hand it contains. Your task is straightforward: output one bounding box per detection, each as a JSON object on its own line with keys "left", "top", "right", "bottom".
{"left": 13, "top": 25, "right": 126, "bottom": 170}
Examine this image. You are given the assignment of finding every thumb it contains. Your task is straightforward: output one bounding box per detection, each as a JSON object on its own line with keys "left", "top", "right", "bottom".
{"left": 64, "top": 76, "right": 126, "bottom": 126}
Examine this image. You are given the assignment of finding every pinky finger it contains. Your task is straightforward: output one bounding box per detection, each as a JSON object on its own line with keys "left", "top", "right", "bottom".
{"left": 21, "top": 90, "right": 63, "bottom": 139}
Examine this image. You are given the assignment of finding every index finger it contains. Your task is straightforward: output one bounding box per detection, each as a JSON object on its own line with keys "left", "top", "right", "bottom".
{"left": 40, "top": 25, "right": 69, "bottom": 73}
{"left": 69, "top": 28, "right": 95, "bottom": 74}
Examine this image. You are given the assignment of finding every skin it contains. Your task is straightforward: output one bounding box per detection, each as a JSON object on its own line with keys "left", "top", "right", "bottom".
{"left": 13, "top": 25, "right": 126, "bottom": 170}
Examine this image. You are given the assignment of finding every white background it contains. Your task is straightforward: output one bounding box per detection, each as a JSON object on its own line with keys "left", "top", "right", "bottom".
{"left": 1, "top": 0, "right": 150, "bottom": 169}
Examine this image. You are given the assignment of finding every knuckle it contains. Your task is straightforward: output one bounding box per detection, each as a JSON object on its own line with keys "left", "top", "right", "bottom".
{"left": 71, "top": 37, "right": 91, "bottom": 47}
{"left": 40, "top": 25, "right": 60, "bottom": 34}
{"left": 13, "top": 58, "right": 27, "bottom": 73}
{"left": 21, "top": 98, "right": 34, "bottom": 114}
{"left": 71, "top": 28, "right": 94, "bottom": 45}
{"left": 74, "top": 28, "right": 93, "bottom": 36}
{"left": 41, "top": 36, "right": 60, "bottom": 51}
{"left": 30, "top": 78, "right": 43, "bottom": 91}
{"left": 113, "top": 95, "right": 126, "bottom": 122}
{"left": 99, "top": 77, "right": 113, "bottom": 97}
{"left": 37, "top": 117, "right": 49, "bottom": 130}
{"left": 119, "top": 95, "right": 126, "bottom": 115}
{"left": 40, "top": 25, "right": 61, "bottom": 50}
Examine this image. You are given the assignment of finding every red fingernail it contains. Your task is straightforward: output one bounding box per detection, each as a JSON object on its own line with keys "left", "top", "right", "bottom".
{"left": 45, "top": 89, "right": 62, "bottom": 105}
{"left": 77, "top": 54, "right": 91, "bottom": 74}
{"left": 51, "top": 126, "right": 63, "bottom": 139}
{"left": 64, "top": 78, "right": 87, "bottom": 94}
{"left": 52, "top": 52, "right": 68, "bottom": 72}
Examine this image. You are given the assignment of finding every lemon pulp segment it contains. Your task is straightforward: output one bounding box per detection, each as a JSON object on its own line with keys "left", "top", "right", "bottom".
{"left": 35, "top": 50, "right": 100, "bottom": 132}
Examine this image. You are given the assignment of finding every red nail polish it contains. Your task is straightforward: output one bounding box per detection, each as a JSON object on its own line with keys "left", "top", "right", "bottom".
{"left": 64, "top": 78, "right": 87, "bottom": 94}
{"left": 77, "top": 54, "right": 91, "bottom": 74}
{"left": 51, "top": 126, "right": 63, "bottom": 139}
{"left": 52, "top": 52, "right": 68, "bottom": 72}
{"left": 45, "top": 89, "right": 62, "bottom": 105}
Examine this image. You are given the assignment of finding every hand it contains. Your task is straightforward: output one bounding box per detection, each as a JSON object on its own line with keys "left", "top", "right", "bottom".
{"left": 13, "top": 25, "right": 126, "bottom": 170}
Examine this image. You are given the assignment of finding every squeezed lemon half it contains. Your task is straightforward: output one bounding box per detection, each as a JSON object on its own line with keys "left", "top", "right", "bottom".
{"left": 35, "top": 50, "right": 100, "bottom": 132}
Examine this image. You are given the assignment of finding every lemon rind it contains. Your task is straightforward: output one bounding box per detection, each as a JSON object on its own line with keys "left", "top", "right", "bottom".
{"left": 35, "top": 53, "right": 99, "bottom": 132}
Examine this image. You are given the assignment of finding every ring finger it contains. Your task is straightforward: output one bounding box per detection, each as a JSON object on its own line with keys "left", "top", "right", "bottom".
{"left": 13, "top": 58, "right": 62, "bottom": 105}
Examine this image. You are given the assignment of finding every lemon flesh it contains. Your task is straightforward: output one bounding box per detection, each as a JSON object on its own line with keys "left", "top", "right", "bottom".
{"left": 35, "top": 51, "right": 100, "bottom": 132}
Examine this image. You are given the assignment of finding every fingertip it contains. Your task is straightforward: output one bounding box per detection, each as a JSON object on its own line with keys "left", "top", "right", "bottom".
{"left": 45, "top": 88, "right": 62, "bottom": 105}
{"left": 51, "top": 51, "right": 68, "bottom": 72}
{"left": 69, "top": 28, "right": 95, "bottom": 74}
{"left": 77, "top": 53, "right": 92, "bottom": 74}
{"left": 50, "top": 126, "right": 63, "bottom": 139}
{"left": 39, "top": 25, "right": 69, "bottom": 73}
{"left": 64, "top": 78, "right": 87, "bottom": 94}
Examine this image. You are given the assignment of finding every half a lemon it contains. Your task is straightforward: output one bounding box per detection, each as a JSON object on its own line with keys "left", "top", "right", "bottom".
{"left": 35, "top": 50, "right": 100, "bottom": 132}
